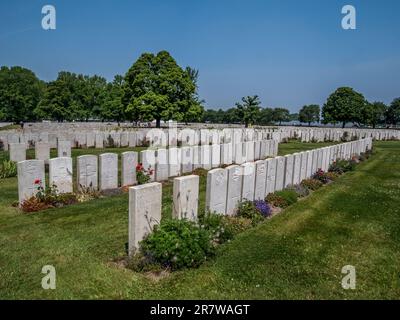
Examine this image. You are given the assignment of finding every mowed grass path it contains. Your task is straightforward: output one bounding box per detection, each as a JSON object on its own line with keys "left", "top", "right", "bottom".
{"left": 0, "top": 141, "right": 399, "bottom": 299}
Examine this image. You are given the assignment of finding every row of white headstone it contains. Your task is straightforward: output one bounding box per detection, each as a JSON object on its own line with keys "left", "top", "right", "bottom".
{"left": 8, "top": 141, "right": 72, "bottom": 163}
{"left": 279, "top": 127, "right": 400, "bottom": 142}
{"left": 16, "top": 140, "right": 278, "bottom": 204}
{"left": 1, "top": 128, "right": 276, "bottom": 151}
{"left": 127, "top": 138, "right": 373, "bottom": 254}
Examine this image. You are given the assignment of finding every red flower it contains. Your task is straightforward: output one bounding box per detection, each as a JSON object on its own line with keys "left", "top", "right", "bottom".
{"left": 136, "top": 163, "right": 143, "bottom": 171}
{"left": 34, "top": 179, "right": 42, "bottom": 185}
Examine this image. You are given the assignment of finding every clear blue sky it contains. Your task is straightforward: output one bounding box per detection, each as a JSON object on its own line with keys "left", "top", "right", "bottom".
{"left": 1, "top": 0, "right": 399, "bottom": 112}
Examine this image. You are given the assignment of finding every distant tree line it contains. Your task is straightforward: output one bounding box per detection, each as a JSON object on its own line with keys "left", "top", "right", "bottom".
{"left": 0, "top": 54, "right": 399, "bottom": 128}
{"left": 204, "top": 89, "right": 400, "bottom": 128}
{"left": 0, "top": 51, "right": 203, "bottom": 128}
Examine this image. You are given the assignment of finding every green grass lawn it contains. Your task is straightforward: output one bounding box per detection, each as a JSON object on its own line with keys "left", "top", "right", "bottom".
{"left": 0, "top": 141, "right": 399, "bottom": 299}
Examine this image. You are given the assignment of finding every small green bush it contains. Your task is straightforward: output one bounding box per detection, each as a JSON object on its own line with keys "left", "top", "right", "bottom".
{"left": 199, "top": 212, "right": 235, "bottom": 245}
{"left": 0, "top": 160, "right": 17, "bottom": 179}
{"left": 329, "top": 160, "right": 356, "bottom": 174}
{"left": 301, "top": 178, "right": 323, "bottom": 191}
{"left": 286, "top": 184, "right": 310, "bottom": 198}
{"left": 138, "top": 219, "right": 215, "bottom": 270}
{"left": 266, "top": 189, "right": 298, "bottom": 208}
{"left": 222, "top": 216, "right": 253, "bottom": 236}
{"left": 236, "top": 200, "right": 264, "bottom": 225}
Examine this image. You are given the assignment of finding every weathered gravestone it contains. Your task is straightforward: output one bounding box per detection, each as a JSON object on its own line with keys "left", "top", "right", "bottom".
{"left": 57, "top": 140, "right": 71, "bottom": 158}
{"left": 35, "top": 142, "right": 50, "bottom": 163}
{"left": 122, "top": 151, "right": 138, "bottom": 186}
{"left": 254, "top": 160, "right": 267, "bottom": 200}
{"left": 241, "top": 162, "right": 256, "bottom": 201}
{"left": 77, "top": 155, "right": 98, "bottom": 191}
{"left": 140, "top": 150, "right": 156, "bottom": 182}
{"left": 99, "top": 153, "right": 118, "bottom": 190}
{"left": 284, "top": 154, "right": 294, "bottom": 187}
{"left": 226, "top": 165, "right": 243, "bottom": 215}
{"left": 168, "top": 147, "right": 181, "bottom": 177}
{"left": 275, "top": 156, "right": 285, "bottom": 191}
{"left": 173, "top": 175, "right": 199, "bottom": 221}
{"left": 206, "top": 168, "right": 228, "bottom": 215}
{"left": 156, "top": 148, "right": 169, "bottom": 182}
{"left": 9, "top": 143, "right": 26, "bottom": 162}
{"left": 49, "top": 157, "right": 73, "bottom": 194}
{"left": 17, "top": 160, "right": 45, "bottom": 204}
{"left": 181, "top": 147, "right": 193, "bottom": 174}
{"left": 265, "top": 158, "right": 277, "bottom": 195}
{"left": 128, "top": 182, "right": 162, "bottom": 254}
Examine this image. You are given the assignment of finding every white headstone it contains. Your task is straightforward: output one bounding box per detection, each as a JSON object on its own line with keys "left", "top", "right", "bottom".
{"left": 206, "top": 168, "right": 228, "bottom": 215}
{"left": 254, "top": 160, "right": 267, "bottom": 200}
{"left": 200, "top": 145, "right": 211, "bottom": 170}
{"left": 221, "top": 143, "right": 233, "bottom": 165}
{"left": 292, "top": 153, "right": 302, "bottom": 185}
{"left": 173, "top": 175, "right": 199, "bottom": 221}
{"left": 265, "top": 158, "right": 277, "bottom": 195}
{"left": 9, "top": 143, "right": 26, "bottom": 162}
{"left": 226, "top": 165, "right": 243, "bottom": 215}
{"left": 156, "top": 148, "right": 169, "bottom": 181}
{"left": 58, "top": 140, "right": 71, "bottom": 158}
{"left": 140, "top": 150, "right": 156, "bottom": 182}
{"left": 284, "top": 155, "right": 294, "bottom": 187}
{"left": 17, "top": 160, "right": 45, "bottom": 203}
{"left": 128, "top": 182, "right": 162, "bottom": 254}
{"left": 168, "top": 147, "right": 181, "bottom": 177}
{"left": 241, "top": 162, "right": 256, "bottom": 201}
{"left": 275, "top": 156, "right": 285, "bottom": 191}
{"left": 49, "top": 157, "right": 73, "bottom": 194}
{"left": 35, "top": 142, "right": 50, "bottom": 163}
{"left": 181, "top": 146, "right": 193, "bottom": 174}
{"left": 77, "top": 155, "right": 98, "bottom": 191}
{"left": 211, "top": 144, "right": 221, "bottom": 168}
{"left": 122, "top": 151, "right": 138, "bottom": 186}
{"left": 99, "top": 153, "right": 118, "bottom": 190}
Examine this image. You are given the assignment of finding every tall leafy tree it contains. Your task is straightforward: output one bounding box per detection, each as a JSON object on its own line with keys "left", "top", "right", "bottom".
{"left": 235, "top": 95, "right": 261, "bottom": 128}
{"left": 361, "top": 101, "right": 387, "bottom": 128}
{"left": 35, "top": 72, "right": 78, "bottom": 122}
{"left": 322, "top": 87, "right": 367, "bottom": 128}
{"left": 98, "top": 75, "right": 125, "bottom": 123}
{"left": 299, "top": 104, "right": 320, "bottom": 126}
{"left": 257, "top": 107, "right": 274, "bottom": 125}
{"left": 386, "top": 98, "right": 400, "bottom": 126}
{"left": 0, "top": 66, "right": 44, "bottom": 122}
{"left": 123, "top": 51, "right": 202, "bottom": 128}
{"left": 272, "top": 107, "right": 290, "bottom": 125}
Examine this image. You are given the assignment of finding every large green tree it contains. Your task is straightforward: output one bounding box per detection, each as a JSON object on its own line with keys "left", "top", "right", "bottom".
{"left": 123, "top": 51, "right": 202, "bottom": 128}
{"left": 361, "top": 101, "right": 387, "bottom": 128}
{"left": 35, "top": 72, "right": 80, "bottom": 122}
{"left": 386, "top": 98, "right": 400, "bottom": 126}
{"left": 272, "top": 107, "right": 290, "bottom": 125}
{"left": 299, "top": 104, "right": 320, "bottom": 126}
{"left": 257, "top": 107, "right": 274, "bottom": 125}
{"left": 0, "top": 66, "right": 44, "bottom": 122}
{"left": 235, "top": 95, "right": 261, "bottom": 128}
{"left": 98, "top": 75, "right": 125, "bottom": 123}
{"left": 322, "top": 87, "right": 367, "bottom": 128}
{"left": 35, "top": 72, "right": 107, "bottom": 122}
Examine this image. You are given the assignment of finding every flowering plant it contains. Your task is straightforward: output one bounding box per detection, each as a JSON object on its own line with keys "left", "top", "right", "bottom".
{"left": 136, "top": 163, "right": 153, "bottom": 185}
{"left": 312, "top": 168, "right": 329, "bottom": 184}
{"left": 253, "top": 200, "right": 272, "bottom": 217}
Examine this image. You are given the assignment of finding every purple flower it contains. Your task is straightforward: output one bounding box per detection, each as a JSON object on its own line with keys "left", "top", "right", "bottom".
{"left": 253, "top": 200, "right": 272, "bottom": 217}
